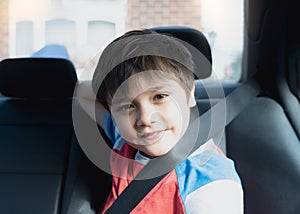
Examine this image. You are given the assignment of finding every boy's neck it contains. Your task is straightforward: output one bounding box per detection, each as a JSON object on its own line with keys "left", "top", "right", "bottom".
{"left": 139, "top": 151, "right": 156, "bottom": 159}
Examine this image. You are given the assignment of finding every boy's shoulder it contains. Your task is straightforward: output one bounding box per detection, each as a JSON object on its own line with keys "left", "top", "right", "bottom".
{"left": 175, "top": 139, "right": 242, "bottom": 200}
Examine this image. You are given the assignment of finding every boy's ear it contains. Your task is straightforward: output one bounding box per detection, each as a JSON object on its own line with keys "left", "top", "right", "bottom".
{"left": 188, "top": 83, "right": 196, "bottom": 107}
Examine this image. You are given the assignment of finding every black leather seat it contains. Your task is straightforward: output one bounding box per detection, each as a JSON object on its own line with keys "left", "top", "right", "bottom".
{"left": 226, "top": 97, "right": 300, "bottom": 214}
{"left": 0, "top": 58, "right": 77, "bottom": 214}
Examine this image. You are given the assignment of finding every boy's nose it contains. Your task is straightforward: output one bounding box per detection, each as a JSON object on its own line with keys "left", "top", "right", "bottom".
{"left": 136, "top": 105, "right": 159, "bottom": 127}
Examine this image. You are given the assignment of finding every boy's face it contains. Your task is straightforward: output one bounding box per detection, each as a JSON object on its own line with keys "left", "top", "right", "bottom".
{"left": 110, "top": 71, "right": 196, "bottom": 157}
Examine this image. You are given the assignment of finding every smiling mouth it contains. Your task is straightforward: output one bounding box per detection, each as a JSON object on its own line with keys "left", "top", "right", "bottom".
{"left": 137, "top": 130, "right": 166, "bottom": 144}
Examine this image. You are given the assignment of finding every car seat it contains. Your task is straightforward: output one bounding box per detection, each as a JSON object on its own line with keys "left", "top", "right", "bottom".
{"left": 0, "top": 58, "right": 77, "bottom": 214}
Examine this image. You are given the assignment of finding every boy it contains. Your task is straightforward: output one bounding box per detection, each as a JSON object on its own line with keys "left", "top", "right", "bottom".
{"left": 78, "top": 29, "right": 243, "bottom": 213}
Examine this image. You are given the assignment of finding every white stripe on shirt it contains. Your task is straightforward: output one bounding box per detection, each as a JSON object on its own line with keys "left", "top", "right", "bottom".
{"left": 185, "top": 179, "right": 244, "bottom": 214}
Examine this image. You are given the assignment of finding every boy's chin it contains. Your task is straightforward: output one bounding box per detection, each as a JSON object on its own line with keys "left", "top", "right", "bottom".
{"left": 139, "top": 144, "right": 176, "bottom": 158}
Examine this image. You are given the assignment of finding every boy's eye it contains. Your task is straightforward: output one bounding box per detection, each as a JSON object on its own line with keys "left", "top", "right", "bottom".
{"left": 120, "top": 104, "right": 134, "bottom": 111}
{"left": 154, "top": 93, "right": 169, "bottom": 101}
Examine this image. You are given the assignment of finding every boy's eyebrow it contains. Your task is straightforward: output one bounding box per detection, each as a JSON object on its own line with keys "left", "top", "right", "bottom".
{"left": 148, "top": 85, "right": 171, "bottom": 91}
{"left": 111, "top": 96, "right": 130, "bottom": 105}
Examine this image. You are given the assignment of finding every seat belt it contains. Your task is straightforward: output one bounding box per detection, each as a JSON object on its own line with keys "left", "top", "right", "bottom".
{"left": 105, "top": 77, "right": 261, "bottom": 214}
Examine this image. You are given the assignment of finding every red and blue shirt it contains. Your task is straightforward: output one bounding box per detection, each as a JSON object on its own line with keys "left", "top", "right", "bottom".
{"left": 100, "top": 111, "right": 243, "bottom": 213}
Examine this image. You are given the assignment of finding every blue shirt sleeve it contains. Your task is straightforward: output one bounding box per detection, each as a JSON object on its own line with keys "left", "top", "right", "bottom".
{"left": 101, "top": 110, "right": 121, "bottom": 146}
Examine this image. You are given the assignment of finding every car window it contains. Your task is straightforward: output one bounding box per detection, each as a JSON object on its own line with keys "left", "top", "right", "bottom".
{"left": 0, "top": 0, "right": 243, "bottom": 82}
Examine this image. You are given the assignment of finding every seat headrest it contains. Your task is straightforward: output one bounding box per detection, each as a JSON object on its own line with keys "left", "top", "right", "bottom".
{"left": 151, "top": 26, "right": 212, "bottom": 79}
{"left": 0, "top": 58, "right": 77, "bottom": 98}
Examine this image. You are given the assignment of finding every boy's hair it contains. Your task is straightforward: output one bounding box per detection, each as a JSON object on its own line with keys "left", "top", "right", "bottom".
{"left": 92, "top": 29, "right": 195, "bottom": 111}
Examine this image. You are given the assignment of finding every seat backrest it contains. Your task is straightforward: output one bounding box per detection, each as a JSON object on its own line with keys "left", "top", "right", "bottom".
{"left": 60, "top": 108, "right": 112, "bottom": 214}
{"left": 226, "top": 97, "right": 300, "bottom": 214}
{"left": 0, "top": 58, "right": 77, "bottom": 214}
{"left": 151, "top": 26, "right": 212, "bottom": 80}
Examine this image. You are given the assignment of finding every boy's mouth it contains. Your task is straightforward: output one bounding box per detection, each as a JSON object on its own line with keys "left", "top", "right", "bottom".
{"left": 137, "top": 130, "right": 166, "bottom": 144}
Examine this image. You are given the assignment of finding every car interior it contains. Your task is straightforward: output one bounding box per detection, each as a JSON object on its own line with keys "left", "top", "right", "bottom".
{"left": 0, "top": 0, "right": 299, "bottom": 214}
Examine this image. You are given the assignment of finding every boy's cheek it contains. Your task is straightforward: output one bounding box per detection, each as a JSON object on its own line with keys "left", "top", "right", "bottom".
{"left": 115, "top": 117, "right": 138, "bottom": 140}
{"left": 170, "top": 105, "right": 190, "bottom": 137}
